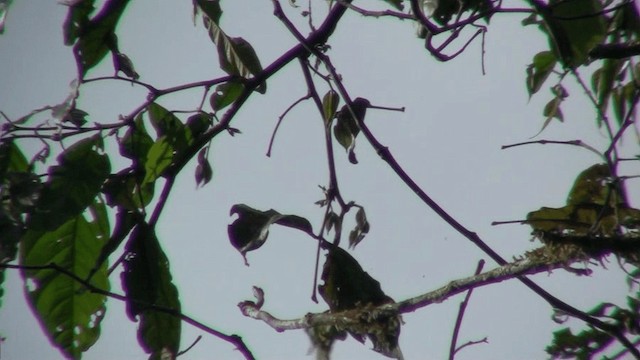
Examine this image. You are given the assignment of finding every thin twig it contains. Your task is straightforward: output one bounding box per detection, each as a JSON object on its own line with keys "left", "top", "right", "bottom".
{"left": 266, "top": 94, "right": 311, "bottom": 157}
{"left": 449, "top": 260, "right": 485, "bottom": 360}
{"left": 501, "top": 139, "right": 604, "bottom": 159}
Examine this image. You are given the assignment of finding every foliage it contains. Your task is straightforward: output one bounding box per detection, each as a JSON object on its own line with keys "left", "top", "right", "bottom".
{"left": 1, "top": 0, "right": 640, "bottom": 359}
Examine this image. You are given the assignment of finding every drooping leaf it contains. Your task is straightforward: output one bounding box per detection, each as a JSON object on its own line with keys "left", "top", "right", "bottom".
{"left": 542, "top": 95, "right": 563, "bottom": 121}
{"left": 113, "top": 51, "right": 139, "bottom": 79}
{"left": 318, "top": 246, "right": 402, "bottom": 359}
{"left": 349, "top": 207, "right": 370, "bottom": 249}
{"left": 228, "top": 204, "right": 313, "bottom": 264}
{"left": 20, "top": 200, "right": 110, "bottom": 360}
{"left": 322, "top": 90, "right": 339, "bottom": 125}
{"left": 195, "top": 0, "right": 266, "bottom": 93}
{"left": 210, "top": 81, "right": 244, "bottom": 111}
{"left": 334, "top": 98, "right": 369, "bottom": 164}
{"left": 121, "top": 222, "right": 181, "bottom": 359}
{"left": 195, "top": 147, "right": 213, "bottom": 188}
{"left": 28, "top": 136, "right": 111, "bottom": 232}
{"left": 526, "top": 51, "right": 557, "bottom": 97}
{"left": 591, "top": 59, "right": 623, "bottom": 117}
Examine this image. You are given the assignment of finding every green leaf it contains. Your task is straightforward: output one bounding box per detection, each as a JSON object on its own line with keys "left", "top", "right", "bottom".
{"left": 28, "top": 136, "right": 111, "bottom": 232}
{"left": 122, "top": 222, "right": 181, "bottom": 359}
{"left": 318, "top": 246, "right": 402, "bottom": 359}
{"left": 120, "top": 113, "right": 154, "bottom": 162}
{"left": 322, "top": 90, "right": 339, "bottom": 125}
{"left": 592, "top": 59, "right": 623, "bottom": 117}
{"left": 228, "top": 204, "right": 313, "bottom": 264}
{"left": 534, "top": 0, "right": 607, "bottom": 68}
{"left": 526, "top": 51, "right": 557, "bottom": 97}
{"left": 20, "top": 201, "right": 110, "bottom": 359}
{"left": 334, "top": 98, "right": 369, "bottom": 164}
{"left": 147, "top": 103, "right": 185, "bottom": 140}
{"left": 186, "top": 112, "right": 212, "bottom": 140}
{"left": 0, "top": 140, "right": 29, "bottom": 178}
{"left": 196, "top": 1, "right": 266, "bottom": 93}
{"left": 72, "top": 0, "right": 132, "bottom": 77}
{"left": 193, "top": 0, "right": 221, "bottom": 24}
{"left": 87, "top": 208, "right": 140, "bottom": 281}
{"left": 103, "top": 171, "right": 154, "bottom": 210}
{"left": 543, "top": 96, "right": 563, "bottom": 122}
{"left": 63, "top": 0, "right": 96, "bottom": 45}
{"left": 210, "top": 82, "right": 244, "bottom": 111}
{"left": 143, "top": 137, "right": 174, "bottom": 185}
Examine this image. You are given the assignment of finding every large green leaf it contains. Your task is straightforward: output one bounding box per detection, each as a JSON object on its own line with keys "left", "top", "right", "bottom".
{"left": 20, "top": 201, "right": 110, "bottom": 359}
{"left": 533, "top": 0, "right": 607, "bottom": 68}
{"left": 228, "top": 204, "right": 313, "bottom": 264}
{"left": 195, "top": 0, "right": 266, "bottom": 93}
{"left": 122, "top": 222, "right": 181, "bottom": 359}
{"left": 70, "top": 0, "right": 132, "bottom": 77}
{"left": 28, "top": 136, "right": 111, "bottom": 232}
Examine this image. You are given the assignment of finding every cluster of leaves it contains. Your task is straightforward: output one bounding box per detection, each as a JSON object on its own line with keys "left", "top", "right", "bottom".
{"left": 525, "top": 0, "right": 640, "bottom": 131}
{"left": 0, "top": 0, "right": 269, "bottom": 358}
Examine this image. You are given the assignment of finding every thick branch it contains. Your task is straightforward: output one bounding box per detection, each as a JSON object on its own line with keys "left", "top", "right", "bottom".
{"left": 239, "top": 254, "right": 576, "bottom": 331}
